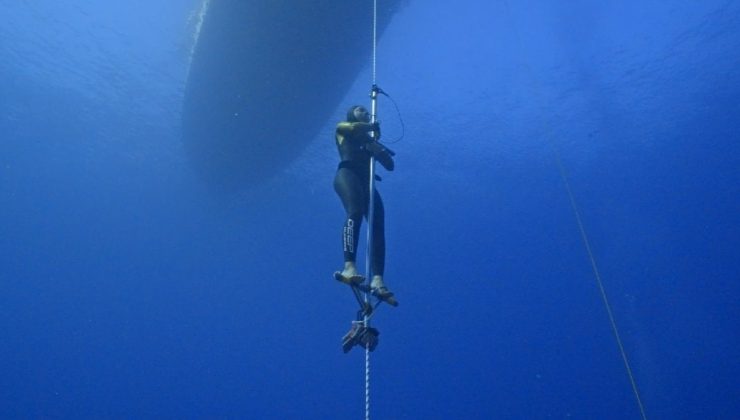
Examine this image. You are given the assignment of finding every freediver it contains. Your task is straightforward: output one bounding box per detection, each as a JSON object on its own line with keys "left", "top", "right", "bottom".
{"left": 333, "top": 105, "right": 398, "bottom": 306}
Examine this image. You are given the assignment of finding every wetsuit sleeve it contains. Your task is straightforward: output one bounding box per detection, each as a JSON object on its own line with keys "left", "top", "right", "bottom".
{"left": 364, "top": 141, "right": 395, "bottom": 171}
{"left": 336, "top": 122, "right": 377, "bottom": 137}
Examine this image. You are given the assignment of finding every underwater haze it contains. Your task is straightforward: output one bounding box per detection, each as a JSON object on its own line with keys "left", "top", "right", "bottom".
{"left": 1, "top": 0, "right": 739, "bottom": 418}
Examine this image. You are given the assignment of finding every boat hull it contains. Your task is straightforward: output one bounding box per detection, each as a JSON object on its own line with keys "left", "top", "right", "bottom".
{"left": 182, "top": 0, "right": 402, "bottom": 191}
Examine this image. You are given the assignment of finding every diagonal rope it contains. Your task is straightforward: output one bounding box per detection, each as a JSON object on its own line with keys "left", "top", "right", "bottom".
{"left": 551, "top": 149, "right": 648, "bottom": 420}
{"left": 500, "top": 2, "right": 647, "bottom": 417}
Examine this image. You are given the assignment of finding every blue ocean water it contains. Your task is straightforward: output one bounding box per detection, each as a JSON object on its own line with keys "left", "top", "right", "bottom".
{"left": 1, "top": 0, "right": 739, "bottom": 418}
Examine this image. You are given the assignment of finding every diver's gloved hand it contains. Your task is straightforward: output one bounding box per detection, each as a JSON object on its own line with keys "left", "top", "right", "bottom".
{"left": 365, "top": 141, "right": 395, "bottom": 171}
{"left": 371, "top": 121, "right": 381, "bottom": 140}
{"left": 364, "top": 140, "right": 395, "bottom": 156}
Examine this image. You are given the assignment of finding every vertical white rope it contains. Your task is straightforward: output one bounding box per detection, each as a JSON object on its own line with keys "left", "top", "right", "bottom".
{"left": 364, "top": 3, "right": 378, "bottom": 420}
{"left": 365, "top": 344, "right": 370, "bottom": 420}
{"left": 372, "top": 0, "right": 378, "bottom": 85}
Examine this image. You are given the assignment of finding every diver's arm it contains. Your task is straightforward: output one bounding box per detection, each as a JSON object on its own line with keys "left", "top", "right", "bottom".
{"left": 336, "top": 121, "right": 378, "bottom": 137}
{"left": 364, "top": 141, "right": 395, "bottom": 171}
{"left": 336, "top": 122, "right": 381, "bottom": 147}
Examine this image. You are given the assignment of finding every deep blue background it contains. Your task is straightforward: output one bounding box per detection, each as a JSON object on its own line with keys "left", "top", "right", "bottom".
{"left": 1, "top": 1, "right": 738, "bottom": 418}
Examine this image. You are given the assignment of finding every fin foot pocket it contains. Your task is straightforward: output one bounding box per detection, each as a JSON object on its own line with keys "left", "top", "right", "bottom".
{"left": 372, "top": 286, "right": 399, "bottom": 307}
{"left": 334, "top": 271, "right": 365, "bottom": 286}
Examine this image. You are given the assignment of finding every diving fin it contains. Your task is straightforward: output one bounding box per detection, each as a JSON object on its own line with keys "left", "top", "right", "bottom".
{"left": 371, "top": 286, "right": 399, "bottom": 307}
{"left": 342, "top": 321, "right": 379, "bottom": 353}
{"left": 334, "top": 271, "right": 365, "bottom": 286}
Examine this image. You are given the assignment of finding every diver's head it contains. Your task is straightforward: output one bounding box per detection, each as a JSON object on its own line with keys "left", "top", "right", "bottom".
{"left": 347, "top": 105, "right": 371, "bottom": 123}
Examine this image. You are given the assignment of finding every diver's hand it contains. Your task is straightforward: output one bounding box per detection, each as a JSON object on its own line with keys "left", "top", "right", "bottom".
{"left": 364, "top": 140, "right": 383, "bottom": 154}
{"left": 365, "top": 141, "right": 395, "bottom": 171}
{"left": 376, "top": 150, "right": 394, "bottom": 171}
{"left": 365, "top": 140, "right": 395, "bottom": 156}
{"left": 371, "top": 121, "right": 381, "bottom": 140}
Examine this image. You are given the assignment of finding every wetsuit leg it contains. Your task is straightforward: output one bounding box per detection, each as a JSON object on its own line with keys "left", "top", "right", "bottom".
{"left": 371, "top": 190, "right": 385, "bottom": 276}
{"left": 334, "top": 167, "right": 366, "bottom": 264}
{"left": 334, "top": 167, "right": 387, "bottom": 277}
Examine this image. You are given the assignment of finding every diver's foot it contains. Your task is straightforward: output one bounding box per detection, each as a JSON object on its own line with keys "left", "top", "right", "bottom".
{"left": 371, "top": 286, "right": 398, "bottom": 307}
{"left": 370, "top": 277, "right": 398, "bottom": 307}
{"left": 334, "top": 271, "right": 365, "bottom": 286}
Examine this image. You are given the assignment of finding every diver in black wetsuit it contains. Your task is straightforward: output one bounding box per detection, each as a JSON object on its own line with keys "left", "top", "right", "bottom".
{"left": 333, "top": 105, "right": 397, "bottom": 305}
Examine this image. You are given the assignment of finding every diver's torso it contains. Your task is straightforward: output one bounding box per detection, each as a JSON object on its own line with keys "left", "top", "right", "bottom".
{"left": 336, "top": 130, "right": 372, "bottom": 177}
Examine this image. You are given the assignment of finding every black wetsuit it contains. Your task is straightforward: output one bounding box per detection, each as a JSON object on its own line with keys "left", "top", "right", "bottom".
{"left": 334, "top": 123, "right": 386, "bottom": 276}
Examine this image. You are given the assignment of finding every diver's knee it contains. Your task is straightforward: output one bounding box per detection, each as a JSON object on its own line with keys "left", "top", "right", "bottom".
{"left": 347, "top": 211, "right": 363, "bottom": 223}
